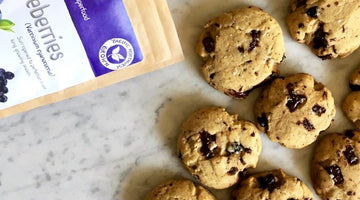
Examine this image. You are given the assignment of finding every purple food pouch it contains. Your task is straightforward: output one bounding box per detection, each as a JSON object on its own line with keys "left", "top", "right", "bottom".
{"left": 64, "top": 0, "right": 143, "bottom": 77}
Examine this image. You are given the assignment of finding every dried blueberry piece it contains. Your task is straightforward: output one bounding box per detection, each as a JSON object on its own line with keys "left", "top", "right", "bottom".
{"left": 298, "top": 23, "right": 305, "bottom": 28}
{"left": 0, "top": 73, "right": 5, "bottom": 81}
{"left": 343, "top": 145, "right": 359, "bottom": 165}
{"left": 200, "top": 131, "right": 217, "bottom": 159}
{"left": 0, "top": 95, "right": 7, "bottom": 103}
{"left": 249, "top": 30, "right": 261, "bottom": 52}
{"left": 349, "top": 83, "right": 360, "bottom": 91}
{"left": 296, "top": 0, "right": 307, "bottom": 8}
{"left": 324, "top": 164, "right": 344, "bottom": 185}
{"left": 0, "top": 68, "right": 5, "bottom": 74}
{"left": 257, "top": 113, "right": 269, "bottom": 133}
{"left": 257, "top": 174, "right": 281, "bottom": 192}
{"left": 5, "top": 71, "right": 14, "bottom": 80}
{"left": 313, "top": 23, "right": 328, "bottom": 50}
{"left": 0, "top": 77, "right": 7, "bottom": 85}
{"left": 0, "top": 85, "right": 8, "bottom": 94}
{"left": 303, "top": 118, "right": 315, "bottom": 131}
{"left": 286, "top": 83, "right": 307, "bottom": 112}
{"left": 227, "top": 167, "right": 238, "bottom": 175}
{"left": 306, "top": 6, "right": 318, "bottom": 18}
{"left": 202, "top": 37, "right": 215, "bottom": 53}
{"left": 312, "top": 104, "right": 326, "bottom": 116}
{"left": 226, "top": 141, "right": 243, "bottom": 154}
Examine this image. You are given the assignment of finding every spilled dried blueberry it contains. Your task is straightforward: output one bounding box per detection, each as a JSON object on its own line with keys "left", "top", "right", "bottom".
{"left": 0, "top": 68, "right": 15, "bottom": 103}
{"left": 5, "top": 71, "right": 14, "bottom": 80}
{"left": 0, "top": 95, "right": 7, "bottom": 103}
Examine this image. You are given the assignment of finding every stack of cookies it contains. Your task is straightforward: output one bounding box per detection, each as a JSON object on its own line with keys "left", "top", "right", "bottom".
{"left": 146, "top": 0, "right": 360, "bottom": 199}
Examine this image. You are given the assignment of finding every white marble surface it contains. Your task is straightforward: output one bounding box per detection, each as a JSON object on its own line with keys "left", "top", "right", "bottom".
{"left": 1, "top": 0, "right": 360, "bottom": 199}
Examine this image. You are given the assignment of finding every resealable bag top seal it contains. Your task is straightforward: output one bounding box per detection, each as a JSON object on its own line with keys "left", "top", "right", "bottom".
{"left": 0, "top": 0, "right": 183, "bottom": 118}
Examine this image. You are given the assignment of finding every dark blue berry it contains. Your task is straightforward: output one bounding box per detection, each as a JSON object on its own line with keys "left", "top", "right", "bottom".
{"left": 0, "top": 77, "right": 7, "bottom": 85}
{"left": 0, "top": 95, "right": 8, "bottom": 103}
{"left": 0, "top": 68, "right": 5, "bottom": 74}
{"left": 0, "top": 85, "right": 8, "bottom": 93}
{"left": 5, "top": 71, "right": 14, "bottom": 80}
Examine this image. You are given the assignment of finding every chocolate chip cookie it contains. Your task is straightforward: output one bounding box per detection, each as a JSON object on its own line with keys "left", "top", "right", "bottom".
{"left": 287, "top": 0, "right": 360, "bottom": 59}
{"left": 145, "top": 179, "right": 217, "bottom": 200}
{"left": 311, "top": 131, "right": 360, "bottom": 199}
{"left": 177, "top": 107, "right": 262, "bottom": 189}
{"left": 254, "top": 73, "right": 336, "bottom": 149}
{"left": 232, "top": 169, "right": 314, "bottom": 200}
{"left": 196, "top": 6, "right": 285, "bottom": 98}
{"left": 343, "top": 91, "right": 360, "bottom": 129}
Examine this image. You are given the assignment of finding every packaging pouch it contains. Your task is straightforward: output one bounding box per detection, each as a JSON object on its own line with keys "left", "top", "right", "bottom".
{"left": 0, "top": 0, "right": 183, "bottom": 118}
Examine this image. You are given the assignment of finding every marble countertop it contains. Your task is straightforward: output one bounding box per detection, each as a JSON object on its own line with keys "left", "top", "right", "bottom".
{"left": 1, "top": 0, "right": 359, "bottom": 199}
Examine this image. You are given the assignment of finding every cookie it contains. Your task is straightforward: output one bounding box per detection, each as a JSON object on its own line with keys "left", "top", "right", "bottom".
{"left": 349, "top": 66, "right": 360, "bottom": 91}
{"left": 343, "top": 91, "right": 360, "bottom": 129}
{"left": 145, "top": 179, "right": 216, "bottom": 200}
{"left": 254, "top": 73, "right": 336, "bottom": 149}
{"left": 287, "top": 0, "right": 360, "bottom": 59}
{"left": 311, "top": 131, "right": 360, "bottom": 199}
{"left": 177, "top": 107, "right": 262, "bottom": 189}
{"left": 232, "top": 169, "right": 314, "bottom": 200}
{"left": 196, "top": 6, "right": 285, "bottom": 98}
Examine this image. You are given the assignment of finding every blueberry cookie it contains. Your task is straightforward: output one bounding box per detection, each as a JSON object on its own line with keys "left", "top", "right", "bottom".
{"left": 232, "top": 169, "right": 314, "bottom": 200}
{"left": 287, "top": 0, "right": 360, "bottom": 59}
{"left": 349, "top": 66, "right": 360, "bottom": 91}
{"left": 145, "top": 179, "right": 216, "bottom": 200}
{"left": 254, "top": 73, "right": 336, "bottom": 149}
{"left": 311, "top": 131, "right": 360, "bottom": 199}
{"left": 196, "top": 6, "right": 285, "bottom": 98}
{"left": 343, "top": 92, "right": 360, "bottom": 129}
{"left": 177, "top": 107, "right": 262, "bottom": 189}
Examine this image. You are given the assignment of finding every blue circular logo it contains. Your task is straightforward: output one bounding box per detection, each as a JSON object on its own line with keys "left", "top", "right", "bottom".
{"left": 99, "top": 38, "right": 134, "bottom": 70}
